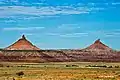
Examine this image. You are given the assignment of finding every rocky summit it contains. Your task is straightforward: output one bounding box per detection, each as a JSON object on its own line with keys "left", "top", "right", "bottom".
{"left": 0, "top": 35, "right": 120, "bottom": 62}
{"left": 84, "top": 39, "right": 112, "bottom": 51}
{"left": 4, "top": 35, "right": 40, "bottom": 50}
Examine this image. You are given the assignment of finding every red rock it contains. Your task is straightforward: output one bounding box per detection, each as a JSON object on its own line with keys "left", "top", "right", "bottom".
{"left": 0, "top": 51, "right": 3, "bottom": 56}
{"left": 4, "top": 35, "right": 40, "bottom": 50}
{"left": 85, "top": 39, "right": 112, "bottom": 51}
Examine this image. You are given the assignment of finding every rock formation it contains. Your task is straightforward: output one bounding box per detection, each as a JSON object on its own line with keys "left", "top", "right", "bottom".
{"left": 0, "top": 38, "right": 119, "bottom": 62}
{"left": 84, "top": 39, "right": 112, "bottom": 51}
{"left": 0, "top": 51, "right": 3, "bottom": 56}
{"left": 4, "top": 35, "right": 40, "bottom": 50}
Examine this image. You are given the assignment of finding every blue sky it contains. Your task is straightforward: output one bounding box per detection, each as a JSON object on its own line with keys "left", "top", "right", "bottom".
{"left": 0, "top": 0, "right": 120, "bottom": 49}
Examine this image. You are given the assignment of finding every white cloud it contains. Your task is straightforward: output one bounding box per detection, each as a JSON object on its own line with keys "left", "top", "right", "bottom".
{"left": 59, "top": 34, "right": 88, "bottom": 38}
{"left": 1, "top": 1, "right": 113, "bottom": 19}
{"left": 21, "top": 15, "right": 59, "bottom": 20}
{"left": 46, "top": 32, "right": 88, "bottom": 38}
{"left": 88, "top": 29, "right": 120, "bottom": 38}
{"left": 46, "top": 33, "right": 60, "bottom": 36}
{"left": 104, "top": 30, "right": 120, "bottom": 38}
{"left": 58, "top": 24, "right": 78, "bottom": 27}
{"left": 60, "top": 32, "right": 88, "bottom": 37}
{"left": 58, "top": 24, "right": 81, "bottom": 30}
{"left": 0, "top": 5, "right": 105, "bottom": 17}
{"left": 4, "top": 20, "right": 16, "bottom": 23}
{"left": 105, "top": 34, "right": 115, "bottom": 37}
{"left": 112, "top": 2, "right": 120, "bottom": 5}
{"left": 3, "top": 27, "right": 45, "bottom": 31}
{"left": 0, "top": 2, "right": 5, "bottom": 4}
{"left": 0, "top": 15, "right": 59, "bottom": 20}
{"left": 25, "top": 33, "right": 34, "bottom": 36}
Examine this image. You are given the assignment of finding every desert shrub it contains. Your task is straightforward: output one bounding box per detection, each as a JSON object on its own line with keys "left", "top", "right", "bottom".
{"left": 5, "top": 72, "right": 7, "bottom": 74}
{"left": 16, "top": 71, "right": 24, "bottom": 76}
{"left": 108, "top": 66, "right": 112, "bottom": 68}
{"left": 96, "top": 76, "right": 99, "bottom": 78}
{"left": 13, "top": 77, "right": 15, "bottom": 80}
{"left": 86, "top": 65, "right": 107, "bottom": 68}
{"left": 72, "top": 65, "right": 79, "bottom": 67}
{"left": 84, "top": 76, "right": 86, "bottom": 79}
{"left": 112, "top": 71, "right": 115, "bottom": 73}
{"left": 0, "top": 64, "right": 3, "bottom": 67}
{"left": 66, "top": 64, "right": 79, "bottom": 67}
{"left": 115, "top": 66, "right": 119, "bottom": 68}
{"left": 88, "top": 65, "right": 91, "bottom": 67}
{"left": 66, "top": 65, "right": 71, "bottom": 67}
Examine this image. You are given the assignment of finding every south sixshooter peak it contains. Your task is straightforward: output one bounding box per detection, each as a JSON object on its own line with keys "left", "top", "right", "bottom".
{"left": 85, "top": 39, "right": 112, "bottom": 51}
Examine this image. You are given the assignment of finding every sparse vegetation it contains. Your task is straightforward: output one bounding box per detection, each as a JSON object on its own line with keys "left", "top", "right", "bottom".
{"left": 16, "top": 71, "right": 24, "bottom": 76}
{"left": 86, "top": 65, "right": 107, "bottom": 68}
{"left": 115, "top": 66, "right": 119, "bottom": 68}
{"left": 108, "top": 66, "right": 113, "bottom": 68}
{"left": 66, "top": 64, "right": 79, "bottom": 67}
{"left": 0, "top": 62, "right": 120, "bottom": 80}
{"left": 0, "top": 64, "right": 3, "bottom": 67}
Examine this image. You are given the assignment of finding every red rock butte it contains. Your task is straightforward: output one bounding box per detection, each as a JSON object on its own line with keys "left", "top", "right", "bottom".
{"left": 85, "top": 39, "right": 112, "bottom": 51}
{"left": 4, "top": 35, "right": 40, "bottom": 50}
{"left": 0, "top": 51, "right": 3, "bottom": 56}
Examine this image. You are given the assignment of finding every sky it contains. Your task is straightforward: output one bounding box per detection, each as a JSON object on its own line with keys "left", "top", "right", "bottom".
{"left": 0, "top": 0, "right": 120, "bottom": 50}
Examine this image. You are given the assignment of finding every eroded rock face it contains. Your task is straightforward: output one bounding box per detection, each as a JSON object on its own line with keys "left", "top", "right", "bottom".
{"left": 0, "top": 49, "right": 120, "bottom": 62}
{"left": 84, "top": 39, "right": 112, "bottom": 51}
{"left": 0, "top": 51, "right": 3, "bottom": 56}
{"left": 0, "top": 38, "right": 119, "bottom": 62}
{"left": 4, "top": 35, "right": 40, "bottom": 50}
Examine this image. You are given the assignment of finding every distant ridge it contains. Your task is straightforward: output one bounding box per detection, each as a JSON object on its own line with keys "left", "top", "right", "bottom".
{"left": 4, "top": 35, "right": 40, "bottom": 50}
{"left": 84, "top": 39, "right": 112, "bottom": 51}
{"left": 1, "top": 36, "right": 120, "bottom": 62}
